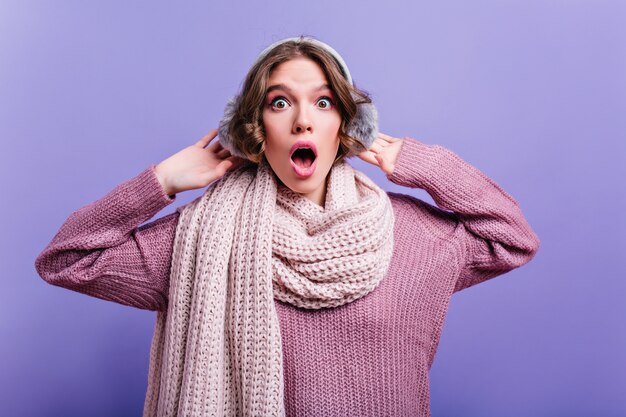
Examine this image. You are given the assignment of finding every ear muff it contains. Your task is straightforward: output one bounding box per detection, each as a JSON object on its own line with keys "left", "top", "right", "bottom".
{"left": 217, "top": 37, "right": 378, "bottom": 160}
{"left": 217, "top": 95, "right": 245, "bottom": 158}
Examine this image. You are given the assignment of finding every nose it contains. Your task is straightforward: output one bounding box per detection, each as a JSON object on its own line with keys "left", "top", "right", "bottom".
{"left": 292, "top": 106, "right": 313, "bottom": 134}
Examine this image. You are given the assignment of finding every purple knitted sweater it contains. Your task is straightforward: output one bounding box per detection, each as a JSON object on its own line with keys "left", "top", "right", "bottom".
{"left": 35, "top": 137, "right": 540, "bottom": 416}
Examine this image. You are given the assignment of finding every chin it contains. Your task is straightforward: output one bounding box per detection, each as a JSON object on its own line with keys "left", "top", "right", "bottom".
{"left": 282, "top": 174, "right": 324, "bottom": 193}
{"left": 276, "top": 164, "right": 329, "bottom": 193}
{"left": 290, "top": 183, "right": 320, "bottom": 195}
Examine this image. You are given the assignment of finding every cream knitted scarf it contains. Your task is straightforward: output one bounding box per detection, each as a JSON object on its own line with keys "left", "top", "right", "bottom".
{"left": 142, "top": 157, "right": 395, "bottom": 416}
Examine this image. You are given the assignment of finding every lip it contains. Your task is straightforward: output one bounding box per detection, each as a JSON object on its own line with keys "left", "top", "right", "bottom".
{"left": 289, "top": 140, "right": 318, "bottom": 178}
{"left": 290, "top": 156, "right": 317, "bottom": 178}
{"left": 289, "top": 140, "right": 318, "bottom": 159}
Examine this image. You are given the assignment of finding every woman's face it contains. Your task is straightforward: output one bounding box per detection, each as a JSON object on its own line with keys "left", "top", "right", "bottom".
{"left": 262, "top": 56, "right": 342, "bottom": 207}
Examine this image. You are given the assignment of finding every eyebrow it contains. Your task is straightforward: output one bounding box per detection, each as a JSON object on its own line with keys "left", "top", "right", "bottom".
{"left": 265, "top": 83, "right": 331, "bottom": 95}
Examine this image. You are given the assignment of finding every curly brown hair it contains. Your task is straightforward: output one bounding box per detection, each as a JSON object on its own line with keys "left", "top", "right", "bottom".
{"left": 225, "top": 36, "right": 373, "bottom": 165}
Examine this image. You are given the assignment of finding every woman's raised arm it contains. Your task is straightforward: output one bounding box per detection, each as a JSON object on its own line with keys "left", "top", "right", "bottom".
{"left": 385, "top": 137, "right": 541, "bottom": 292}
{"left": 34, "top": 165, "right": 180, "bottom": 311}
{"left": 34, "top": 130, "right": 247, "bottom": 311}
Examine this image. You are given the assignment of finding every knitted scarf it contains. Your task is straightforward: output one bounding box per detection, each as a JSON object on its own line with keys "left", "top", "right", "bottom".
{"left": 142, "top": 157, "right": 395, "bottom": 416}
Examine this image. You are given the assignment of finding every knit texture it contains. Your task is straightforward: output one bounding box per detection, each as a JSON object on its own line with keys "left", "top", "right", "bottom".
{"left": 144, "top": 157, "right": 394, "bottom": 416}
{"left": 35, "top": 137, "right": 540, "bottom": 416}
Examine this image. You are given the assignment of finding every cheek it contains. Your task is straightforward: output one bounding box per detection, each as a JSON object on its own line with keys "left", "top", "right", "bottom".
{"left": 326, "top": 117, "right": 342, "bottom": 144}
{"left": 262, "top": 109, "right": 281, "bottom": 130}
{"left": 329, "top": 113, "right": 342, "bottom": 133}
{"left": 262, "top": 117, "right": 288, "bottom": 164}
{"left": 262, "top": 115, "right": 278, "bottom": 147}
{"left": 262, "top": 113, "right": 274, "bottom": 135}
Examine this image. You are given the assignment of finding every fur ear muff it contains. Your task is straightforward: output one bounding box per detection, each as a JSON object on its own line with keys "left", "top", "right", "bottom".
{"left": 347, "top": 100, "right": 379, "bottom": 153}
{"left": 217, "top": 95, "right": 247, "bottom": 159}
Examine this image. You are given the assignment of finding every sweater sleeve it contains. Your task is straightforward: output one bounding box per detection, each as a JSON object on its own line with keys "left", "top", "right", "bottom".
{"left": 34, "top": 164, "right": 180, "bottom": 311}
{"left": 386, "top": 137, "right": 541, "bottom": 292}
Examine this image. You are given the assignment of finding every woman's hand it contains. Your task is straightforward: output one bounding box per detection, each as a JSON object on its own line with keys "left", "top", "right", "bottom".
{"left": 154, "top": 128, "right": 247, "bottom": 196}
{"left": 357, "top": 132, "right": 403, "bottom": 176}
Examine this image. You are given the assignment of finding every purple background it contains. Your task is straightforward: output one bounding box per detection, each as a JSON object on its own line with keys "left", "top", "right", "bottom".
{"left": 2, "top": 0, "right": 625, "bottom": 416}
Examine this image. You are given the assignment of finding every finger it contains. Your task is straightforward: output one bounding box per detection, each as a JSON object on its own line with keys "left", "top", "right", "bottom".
{"left": 375, "top": 153, "right": 392, "bottom": 174}
{"left": 358, "top": 150, "right": 380, "bottom": 166}
{"left": 206, "top": 138, "right": 224, "bottom": 153}
{"left": 224, "top": 156, "right": 245, "bottom": 170}
{"left": 216, "top": 148, "right": 231, "bottom": 158}
{"left": 378, "top": 132, "right": 400, "bottom": 143}
{"left": 196, "top": 128, "right": 219, "bottom": 148}
{"left": 220, "top": 155, "right": 240, "bottom": 165}
{"left": 369, "top": 142, "right": 384, "bottom": 154}
{"left": 377, "top": 132, "right": 391, "bottom": 141}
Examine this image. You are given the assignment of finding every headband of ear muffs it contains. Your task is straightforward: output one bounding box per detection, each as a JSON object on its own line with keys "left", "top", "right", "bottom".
{"left": 217, "top": 36, "right": 379, "bottom": 160}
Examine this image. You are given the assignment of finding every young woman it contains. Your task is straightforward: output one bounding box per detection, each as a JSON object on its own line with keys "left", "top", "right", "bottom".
{"left": 35, "top": 36, "right": 540, "bottom": 417}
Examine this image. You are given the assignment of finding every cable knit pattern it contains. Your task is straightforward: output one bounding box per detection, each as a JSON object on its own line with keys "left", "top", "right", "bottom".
{"left": 272, "top": 163, "right": 394, "bottom": 309}
{"left": 34, "top": 137, "right": 540, "bottom": 416}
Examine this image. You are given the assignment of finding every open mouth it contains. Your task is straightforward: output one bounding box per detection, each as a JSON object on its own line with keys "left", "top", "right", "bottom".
{"left": 289, "top": 141, "right": 318, "bottom": 177}
{"left": 291, "top": 147, "right": 316, "bottom": 168}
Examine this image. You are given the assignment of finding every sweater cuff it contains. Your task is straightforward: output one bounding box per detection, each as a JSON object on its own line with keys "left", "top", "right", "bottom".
{"left": 386, "top": 137, "right": 444, "bottom": 189}
{"left": 122, "top": 164, "right": 176, "bottom": 218}
{"left": 147, "top": 164, "right": 177, "bottom": 200}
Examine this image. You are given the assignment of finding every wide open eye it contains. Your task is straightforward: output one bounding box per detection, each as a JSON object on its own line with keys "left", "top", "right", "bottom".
{"left": 270, "top": 97, "right": 289, "bottom": 109}
{"left": 317, "top": 97, "right": 334, "bottom": 109}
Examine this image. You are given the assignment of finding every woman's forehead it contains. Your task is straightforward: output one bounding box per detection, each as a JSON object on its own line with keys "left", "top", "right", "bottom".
{"left": 267, "top": 58, "right": 330, "bottom": 91}
{"left": 266, "top": 83, "right": 332, "bottom": 95}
